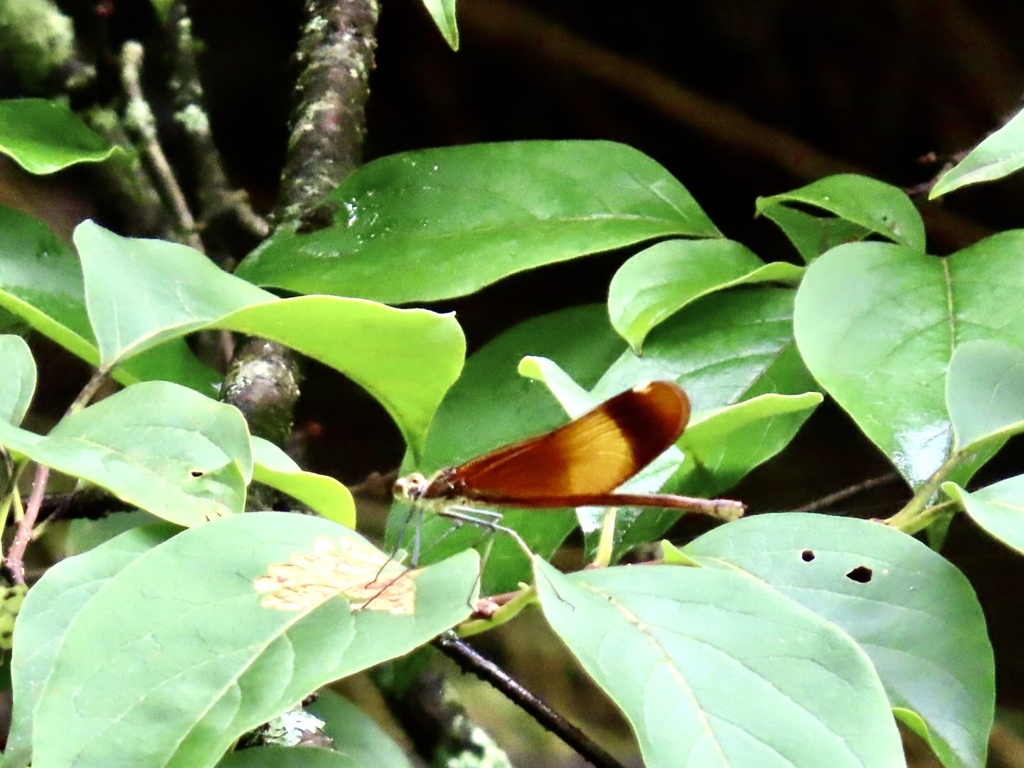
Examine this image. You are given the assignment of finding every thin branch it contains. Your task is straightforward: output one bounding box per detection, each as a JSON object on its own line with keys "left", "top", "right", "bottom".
{"left": 5, "top": 465, "right": 49, "bottom": 585}
{"left": 166, "top": 2, "right": 269, "bottom": 254}
{"left": 435, "top": 633, "right": 628, "bottom": 768}
{"left": 119, "top": 41, "right": 204, "bottom": 252}
{"left": 791, "top": 472, "right": 903, "bottom": 513}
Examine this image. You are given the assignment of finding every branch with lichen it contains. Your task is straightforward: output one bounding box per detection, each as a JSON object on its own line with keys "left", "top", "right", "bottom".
{"left": 276, "top": 0, "right": 380, "bottom": 223}
{"left": 166, "top": 2, "right": 269, "bottom": 262}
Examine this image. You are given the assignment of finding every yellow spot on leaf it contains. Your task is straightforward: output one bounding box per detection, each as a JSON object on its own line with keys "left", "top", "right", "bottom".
{"left": 254, "top": 536, "right": 417, "bottom": 614}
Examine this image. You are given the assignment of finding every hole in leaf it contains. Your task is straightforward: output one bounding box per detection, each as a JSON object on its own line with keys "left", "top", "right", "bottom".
{"left": 846, "top": 565, "right": 872, "bottom": 583}
{"left": 801, "top": 549, "right": 815, "bottom": 562}
{"left": 189, "top": 469, "right": 205, "bottom": 478}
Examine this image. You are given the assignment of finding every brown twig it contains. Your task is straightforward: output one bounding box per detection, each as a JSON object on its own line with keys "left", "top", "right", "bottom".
{"left": 5, "top": 465, "right": 49, "bottom": 585}
{"left": 119, "top": 40, "right": 204, "bottom": 252}
{"left": 435, "top": 633, "right": 627, "bottom": 768}
{"left": 165, "top": 2, "right": 269, "bottom": 254}
{"left": 791, "top": 472, "right": 904, "bottom": 513}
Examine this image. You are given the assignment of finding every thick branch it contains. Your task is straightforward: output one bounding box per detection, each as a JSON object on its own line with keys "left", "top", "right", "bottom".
{"left": 276, "top": 0, "right": 380, "bottom": 222}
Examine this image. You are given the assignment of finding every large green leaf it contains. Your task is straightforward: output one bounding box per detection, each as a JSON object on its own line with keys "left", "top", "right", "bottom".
{"left": 686, "top": 513, "right": 994, "bottom": 768}
{"left": 0, "top": 382, "right": 252, "bottom": 526}
{"left": 947, "top": 339, "right": 1024, "bottom": 451}
{"left": 0, "top": 99, "right": 118, "bottom": 174}
{"left": 756, "top": 174, "right": 926, "bottom": 262}
{"left": 74, "top": 220, "right": 272, "bottom": 368}
{"left": 6, "top": 523, "right": 178, "bottom": 768}
{"left": 388, "top": 304, "right": 626, "bottom": 594}
{"left": 72, "top": 220, "right": 464, "bottom": 460}
{"left": 794, "top": 235, "right": 1024, "bottom": 487}
{"left": 0, "top": 335, "right": 35, "bottom": 425}
{"left": 28, "top": 513, "right": 478, "bottom": 768}
{"left": 931, "top": 106, "right": 1024, "bottom": 198}
{"left": 607, "top": 238, "right": 802, "bottom": 351}
{"left": 0, "top": 207, "right": 219, "bottom": 393}
{"left": 535, "top": 553, "right": 904, "bottom": 768}
{"left": 235, "top": 141, "right": 721, "bottom": 304}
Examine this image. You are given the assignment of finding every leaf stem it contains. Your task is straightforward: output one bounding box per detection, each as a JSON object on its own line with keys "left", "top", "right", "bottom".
{"left": 885, "top": 451, "right": 966, "bottom": 532}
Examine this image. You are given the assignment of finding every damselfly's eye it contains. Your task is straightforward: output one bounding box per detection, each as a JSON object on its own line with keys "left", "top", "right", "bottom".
{"left": 393, "top": 472, "right": 427, "bottom": 500}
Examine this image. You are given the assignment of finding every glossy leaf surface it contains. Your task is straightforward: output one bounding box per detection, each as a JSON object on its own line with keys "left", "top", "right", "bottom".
{"left": 607, "top": 237, "right": 802, "bottom": 351}
{"left": 794, "top": 235, "right": 1024, "bottom": 487}
{"left": 947, "top": 339, "right": 1024, "bottom": 452}
{"left": 237, "top": 141, "right": 721, "bottom": 303}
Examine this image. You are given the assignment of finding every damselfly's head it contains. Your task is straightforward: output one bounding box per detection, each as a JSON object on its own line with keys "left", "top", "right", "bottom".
{"left": 393, "top": 472, "right": 428, "bottom": 501}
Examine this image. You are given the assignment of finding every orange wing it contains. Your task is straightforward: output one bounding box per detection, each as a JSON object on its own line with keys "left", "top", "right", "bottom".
{"left": 449, "top": 381, "right": 690, "bottom": 504}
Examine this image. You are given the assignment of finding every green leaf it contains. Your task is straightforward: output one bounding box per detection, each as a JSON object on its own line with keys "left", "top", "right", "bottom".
{"left": 755, "top": 201, "right": 873, "bottom": 263}
{"left": 607, "top": 238, "right": 803, "bottom": 351}
{"left": 7, "top": 523, "right": 178, "bottom": 768}
{"left": 794, "top": 236, "right": 1024, "bottom": 487}
{"left": 0, "top": 382, "right": 252, "bottom": 526}
{"left": 308, "top": 690, "right": 415, "bottom": 768}
{"left": 251, "top": 437, "right": 355, "bottom": 527}
{"left": 421, "top": 0, "right": 458, "bottom": 50}
{"left": 30, "top": 513, "right": 478, "bottom": 768}
{"left": 672, "top": 392, "right": 822, "bottom": 497}
{"left": 75, "top": 220, "right": 273, "bottom": 368}
{"left": 931, "top": 106, "right": 1024, "bottom": 197}
{"left": 947, "top": 339, "right": 1024, "bottom": 451}
{"left": 757, "top": 174, "right": 926, "bottom": 260}
{"left": 72, "top": 220, "right": 463, "bottom": 460}
{"left": 944, "top": 477, "right": 1024, "bottom": 556}
{"left": 0, "top": 99, "right": 118, "bottom": 174}
{"left": 535, "top": 555, "right": 904, "bottom": 768}
{"left": 686, "top": 513, "right": 994, "bottom": 768}
{"left": 236, "top": 141, "right": 721, "bottom": 304}
{"left": 597, "top": 287, "right": 806, "bottom": 411}
{"left": 388, "top": 305, "right": 625, "bottom": 594}
{"left": 0, "top": 335, "right": 35, "bottom": 425}
{"left": 218, "top": 297, "right": 463, "bottom": 461}
{"left": 0, "top": 206, "right": 219, "bottom": 393}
